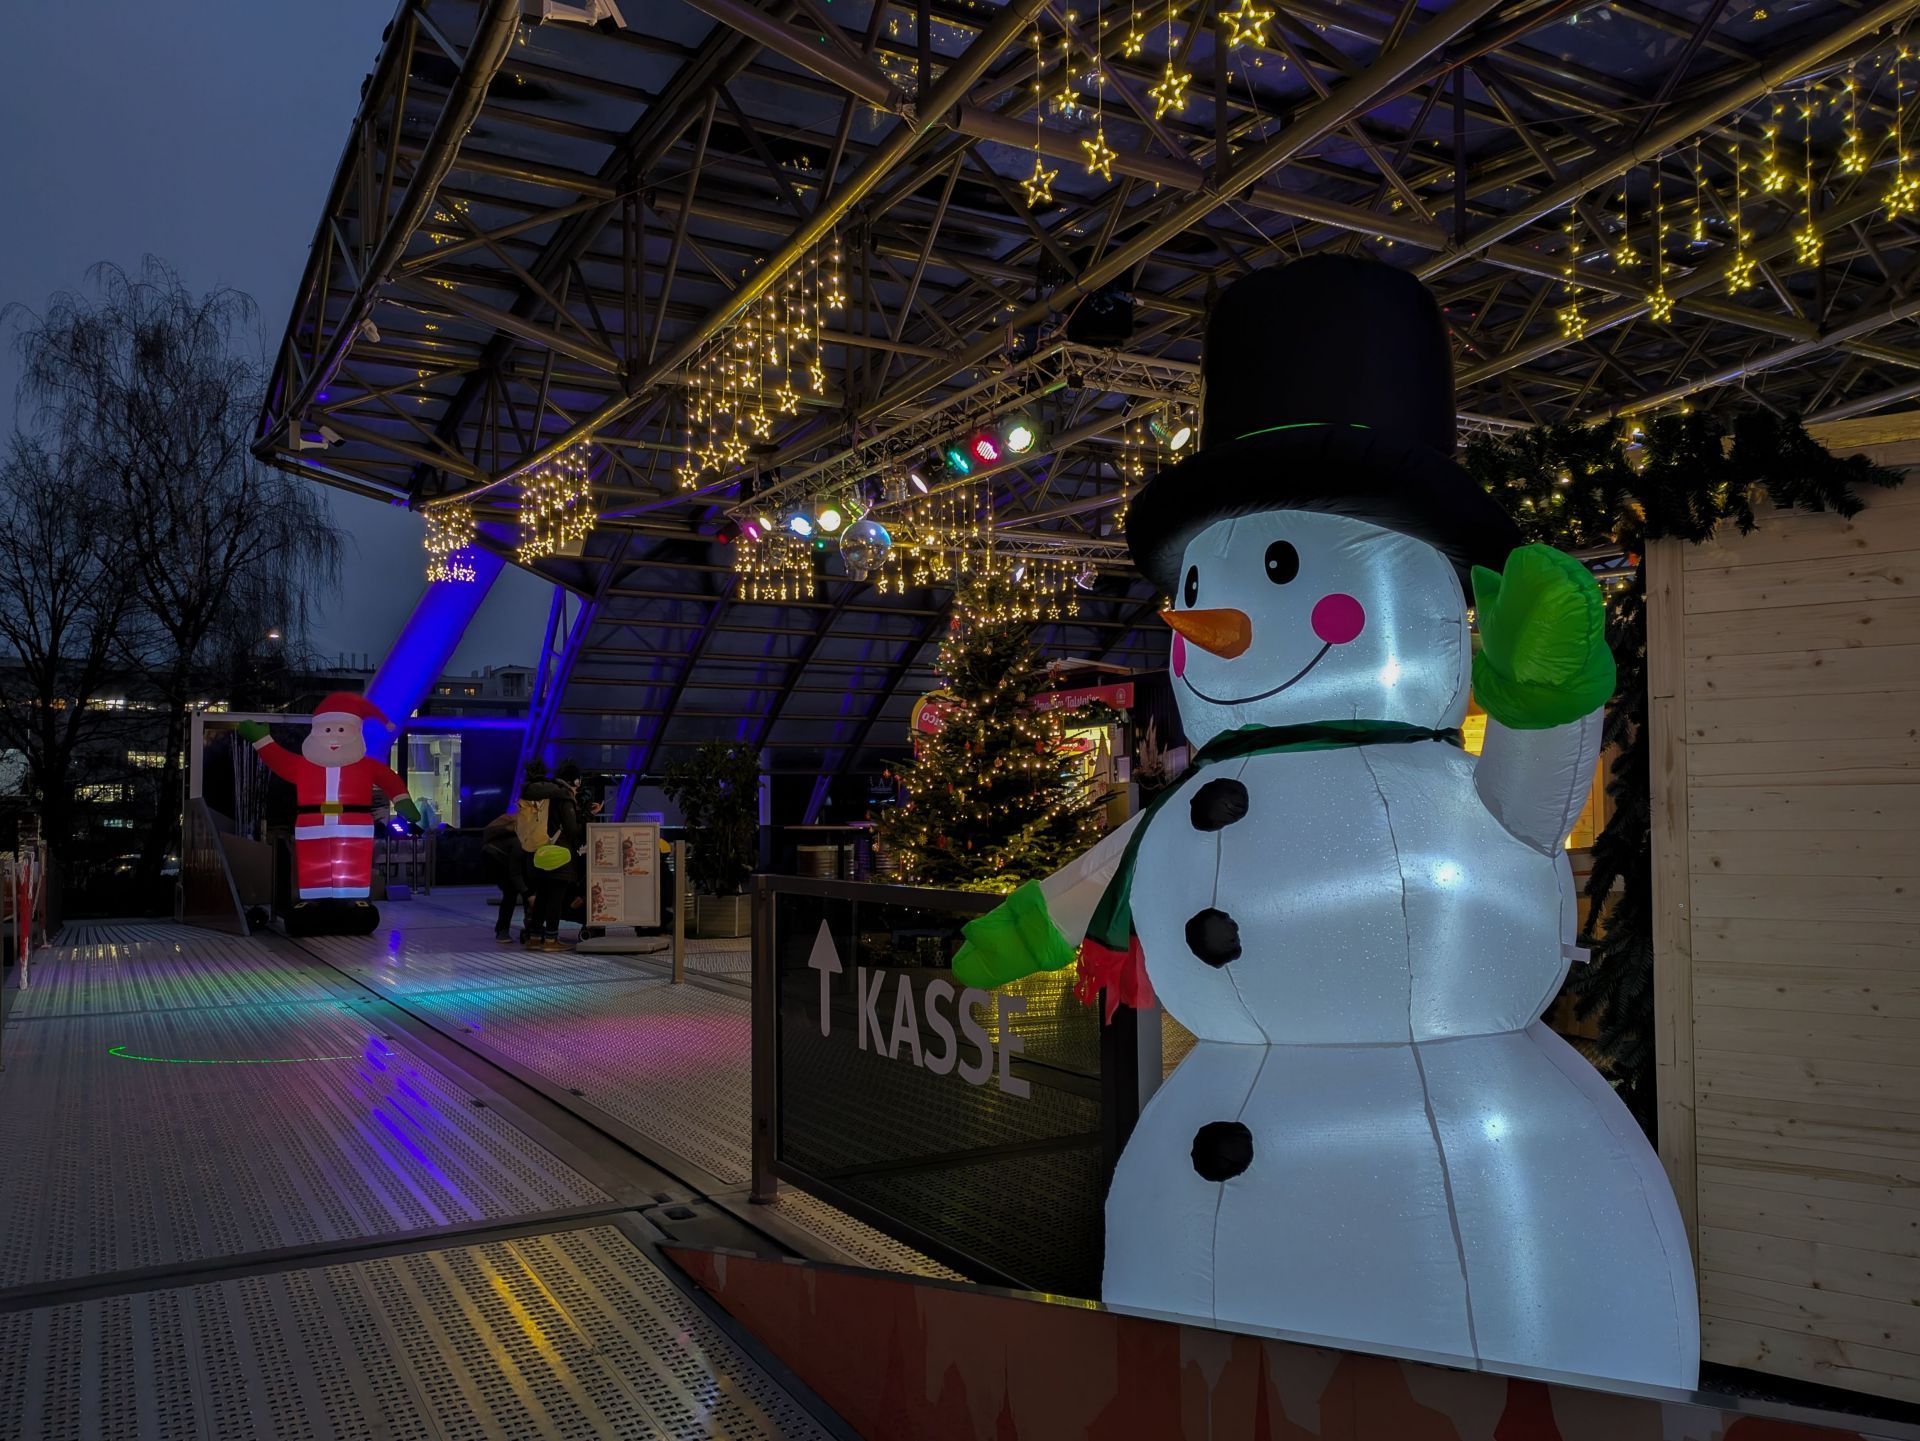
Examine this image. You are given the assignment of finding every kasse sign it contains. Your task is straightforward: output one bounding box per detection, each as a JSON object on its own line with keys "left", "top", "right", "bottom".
{"left": 806, "top": 921, "right": 1031, "bottom": 1098}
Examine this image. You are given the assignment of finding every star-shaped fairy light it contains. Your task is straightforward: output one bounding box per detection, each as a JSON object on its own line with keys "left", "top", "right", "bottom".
{"left": 774, "top": 385, "right": 800, "bottom": 416}
{"left": 1149, "top": 60, "right": 1191, "bottom": 119}
{"left": 1082, "top": 125, "right": 1117, "bottom": 182}
{"left": 1222, "top": 0, "right": 1274, "bottom": 48}
{"left": 1021, "top": 154, "right": 1059, "bottom": 207}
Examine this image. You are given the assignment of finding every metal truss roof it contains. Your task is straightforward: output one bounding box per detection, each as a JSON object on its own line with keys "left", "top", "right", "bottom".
{"left": 258, "top": 0, "right": 1920, "bottom": 803}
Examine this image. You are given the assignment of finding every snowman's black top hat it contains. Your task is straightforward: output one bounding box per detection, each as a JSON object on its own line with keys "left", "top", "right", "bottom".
{"left": 1126, "top": 256, "right": 1521, "bottom": 593}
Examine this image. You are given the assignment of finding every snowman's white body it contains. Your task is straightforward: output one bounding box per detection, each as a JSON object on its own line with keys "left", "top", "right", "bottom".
{"left": 1051, "top": 510, "right": 1699, "bottom": 1390}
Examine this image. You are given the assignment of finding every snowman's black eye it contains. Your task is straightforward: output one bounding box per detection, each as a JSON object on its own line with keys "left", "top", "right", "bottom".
{"left": 1264, "top": 541, "right": 1300, "bottom": 585}
{"left": 1183, "top": 565, "right": 1199, "bottom": 607}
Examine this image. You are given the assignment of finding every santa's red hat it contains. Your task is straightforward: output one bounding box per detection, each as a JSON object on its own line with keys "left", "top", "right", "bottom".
{"left": 313, "top": 692, "right": 391, "bottom": 726}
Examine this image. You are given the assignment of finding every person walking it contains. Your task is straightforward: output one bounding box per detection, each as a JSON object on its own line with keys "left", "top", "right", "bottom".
{"left": 517, "top": 759, "right": 569, "bottom": 947}
{"left": 480, "top": 808, "right": 528, "bottom": 941}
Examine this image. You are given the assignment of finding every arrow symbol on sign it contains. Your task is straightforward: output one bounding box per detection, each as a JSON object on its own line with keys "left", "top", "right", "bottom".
{"left": 807, "top": 920, "right": 842, "bottom": 1037}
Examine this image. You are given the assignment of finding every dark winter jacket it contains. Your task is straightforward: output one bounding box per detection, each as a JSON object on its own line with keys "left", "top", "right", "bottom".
{"left": 482, "top": 811, "right": 523, "bottom": 862}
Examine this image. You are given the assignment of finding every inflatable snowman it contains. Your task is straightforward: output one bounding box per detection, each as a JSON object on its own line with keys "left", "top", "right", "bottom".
{"left": 955, "top": 257, "right": 1699, "bottom": 1390}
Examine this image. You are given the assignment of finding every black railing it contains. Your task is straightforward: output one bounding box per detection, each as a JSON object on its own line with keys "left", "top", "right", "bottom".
{"left": 751, "top": 874, "right": 1147, "bottom": 1299}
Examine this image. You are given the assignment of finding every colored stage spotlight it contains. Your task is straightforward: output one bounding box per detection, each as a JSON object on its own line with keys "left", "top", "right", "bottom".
{"left": 816, "top": 503, "right": 844, "bottom": 534}
{"left": 942, "top": 444, "right": 972, "bottom": 476}
{"left": 786, "top": 511, "right": 815, "bottom": 538}
{"left": 968, "top": 432, "right": 1001, "bottom": 466}
{"left": 908, "top": 469, "right": 929, "bottom": 494}
{"left": 1003, "top": 416, "right": 1038, "bottom": 454}
{"left": 1150, "top": 415, "right": 1194, "bottom": 451}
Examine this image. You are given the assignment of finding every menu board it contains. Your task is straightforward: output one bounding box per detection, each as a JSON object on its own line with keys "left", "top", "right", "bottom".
{"left": 585, "top": 822, "right": 660, "bottom": 927}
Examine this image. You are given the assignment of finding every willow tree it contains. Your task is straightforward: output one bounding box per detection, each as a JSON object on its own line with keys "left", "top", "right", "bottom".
{"left": 0, "top": 434, "right": 140, "bottom": 870}
{"left": 9, "top": 259, "right": 342, "bottom": 893}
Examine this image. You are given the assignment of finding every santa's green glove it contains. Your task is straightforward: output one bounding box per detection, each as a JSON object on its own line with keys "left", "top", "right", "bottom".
{"left": 394, "top": 797, "right": 423, "bottom": 826}
{"left": 952, "top": 881, "right": 1077, "bottom": 990}
{"left": 1471, "top": 543, "right": 1616, "bottom": 730}
{"left": 234, "top": 720, "right": 270, "bottom": 744}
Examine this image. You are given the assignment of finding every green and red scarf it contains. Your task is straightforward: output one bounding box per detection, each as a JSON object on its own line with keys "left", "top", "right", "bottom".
{"left": 1075, "top": 719, "right": 1462, "bottom": 1020}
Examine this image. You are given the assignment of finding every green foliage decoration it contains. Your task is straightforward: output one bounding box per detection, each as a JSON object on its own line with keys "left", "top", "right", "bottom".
{"left": 660, "top": 740, "right": 762, "bottom": 895}
{"left": 1463, "top": 411, "right": 1900, "bottom": 1137}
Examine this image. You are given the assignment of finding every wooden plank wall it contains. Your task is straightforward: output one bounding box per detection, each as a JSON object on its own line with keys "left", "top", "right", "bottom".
{"left": 1651, "top": 438, "right": 1920, "bottom": 1405}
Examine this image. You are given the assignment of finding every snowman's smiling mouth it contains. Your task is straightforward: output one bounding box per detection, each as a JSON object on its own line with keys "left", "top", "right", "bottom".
{"left": 1180, "top": 641, "right": 1332, "bottom": 705}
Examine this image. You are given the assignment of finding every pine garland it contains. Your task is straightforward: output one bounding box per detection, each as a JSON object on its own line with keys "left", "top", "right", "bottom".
{"left": 1464, "top": 411, "right": 1901, "bottom": 1137}
{"left": 876, "top": 572, "right": 1112, "bottom": 893}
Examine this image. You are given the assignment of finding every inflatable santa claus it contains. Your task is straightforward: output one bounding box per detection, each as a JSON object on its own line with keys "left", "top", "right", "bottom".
{"left": 236, "top": 694, "right": 420, "bottom": 929}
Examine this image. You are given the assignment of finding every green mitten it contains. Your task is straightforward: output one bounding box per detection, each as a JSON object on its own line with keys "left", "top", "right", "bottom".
{"left": 394, "top": 797, "right": 423, "bottom": 826}
{"left": 234, "top": 720, "right": 270, "bottom": 744}
{"left": 1471, "top": 543, "right": 1616, "bottom": 730}
{"left": 952, "top": 881, "right": 1077, "bottom": 990}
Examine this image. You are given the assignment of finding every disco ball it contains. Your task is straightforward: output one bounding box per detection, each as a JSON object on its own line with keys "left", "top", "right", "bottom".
{"left": 840, "top": 516, "right": 892, "bottom": 573}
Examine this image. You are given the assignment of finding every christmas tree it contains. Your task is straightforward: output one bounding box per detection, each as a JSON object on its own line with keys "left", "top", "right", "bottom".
{"left": 877, "top": 570, "right": 1111, "bottom": 892}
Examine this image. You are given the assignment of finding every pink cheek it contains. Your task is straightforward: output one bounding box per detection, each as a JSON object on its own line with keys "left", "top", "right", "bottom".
{"left": 1311, "top": 593, "right": 1366, "bottom": 645}
{"left": 1171, "top": 632, "right": 1187, "bottom": 678}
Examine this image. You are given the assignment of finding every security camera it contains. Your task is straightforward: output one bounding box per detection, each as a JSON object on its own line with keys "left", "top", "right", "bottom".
{"left": 320, "top": 425, "right": 344, "bottom": 448}
{"left": 357, "top": 318, "right": 380, "bottom": 345}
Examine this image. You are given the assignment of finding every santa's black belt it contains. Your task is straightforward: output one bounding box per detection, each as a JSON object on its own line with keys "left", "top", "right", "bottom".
{"left": 299, "top": 806, "right": 372, "bottom": 818}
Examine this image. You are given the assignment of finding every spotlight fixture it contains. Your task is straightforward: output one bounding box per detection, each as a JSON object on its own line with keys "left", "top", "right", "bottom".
{"left": 1150, "top": 414, "right": 1194, "bottom": 452}
{"left": 816, "top": 504, "right": 844, "bottom": 534}
{"left": 715, "top": 520, "right": 741, "bottom": 544}
{"left": 1003, "top": 415, "right": 1038, "bottom": 454}
{"left": 968, "top": 432, "right": 1001, "bottom": 466}
{"left": 1073, "top": 564, "right": 1097, "bottom": 591}
{"left": 756, "top": 513, "right": 775, "bottom": 532}
{"left": 908, "top": 469, "right": 929, "bottom": 494}
{"left": 741, "top": 518, "right": 764, "bottom": 541}
{"left": 942, "top": 444, "right": 972, "bottom": 476}
{"left": 1011, "top": 562, "right": 1028, "bottom": 583}
{"left": 786, "top": 511, "right": 815, "bottom": 538}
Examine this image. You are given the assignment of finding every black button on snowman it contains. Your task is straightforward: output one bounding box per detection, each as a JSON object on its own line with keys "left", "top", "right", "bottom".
{"left": 953, "top": 256, "right": 1699, "bottom": 1391}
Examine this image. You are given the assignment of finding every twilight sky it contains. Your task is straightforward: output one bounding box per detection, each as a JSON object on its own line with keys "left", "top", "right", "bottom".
{"left": 0, "top": 0, "right": 550, "bottom": 676}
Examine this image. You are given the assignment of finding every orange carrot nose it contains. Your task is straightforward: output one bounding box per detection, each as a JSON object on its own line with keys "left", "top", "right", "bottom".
{"left": 1162, "top": 607, "right": 1253, "bottom": 658}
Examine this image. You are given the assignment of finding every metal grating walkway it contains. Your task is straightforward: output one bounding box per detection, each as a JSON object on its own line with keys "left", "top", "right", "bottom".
{"left": 1, "top": 927, "right": 610, "bottom": 1292}
{"left": 305, "top": 894, "right": 957, "bottom": 1279}
{"left": 0, "top": 1223, "right": 830, "bottom": 1441}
